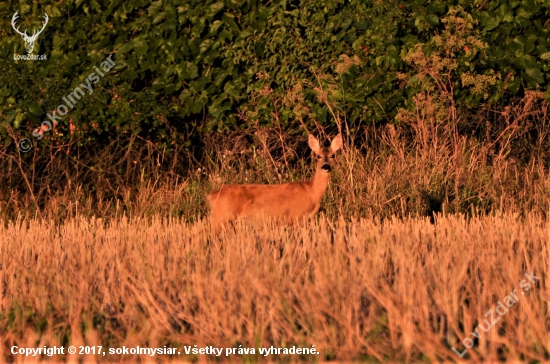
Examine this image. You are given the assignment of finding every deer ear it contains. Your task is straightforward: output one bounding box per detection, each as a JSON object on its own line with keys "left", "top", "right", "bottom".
{"left": 308, "top": 134, "right": 320, "bottom": 153}
{"left": 331, "top": 133, "right": 343, "bottom": 152}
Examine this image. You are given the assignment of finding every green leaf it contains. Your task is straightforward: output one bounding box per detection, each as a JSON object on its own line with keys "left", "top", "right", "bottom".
{"left": 484, "top": 17, "right": 500, "bottom": 31}
{"left": 209, "top": 2, "right": 225, "bottom": 18}
{"left": 524, "top": 68, "right": 544, "bottom": 84}
{"left": 133, "top": 38, "right": 149, "bottom": 55}
{"left": 14, "top": 112, "right": 24, "bottom": 128}
{"left": 426, "top": 14, "right": 439, "bottom": 26}
{"left": 152, "top": 12, "right": 166, "bottom": 24}
{"left": 178, "top": 62, "right": 199, "bottom": 80}
{"left": 200, "top": 39, "right": 213, "bottom": 54}
{"left": 28, "top": 104, "right": 44, "bottom": 116}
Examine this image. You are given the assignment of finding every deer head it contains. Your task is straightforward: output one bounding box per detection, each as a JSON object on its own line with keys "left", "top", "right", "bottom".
{"left": 11, "top": 11, "right": 49, "bottom": 54}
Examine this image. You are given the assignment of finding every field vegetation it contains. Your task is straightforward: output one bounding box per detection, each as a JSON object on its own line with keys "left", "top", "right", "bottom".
{"left": 2, "top": 1, "right": 550, "bottom": 362}
{"left": 1, "top": 212, "right": 548, "bottom": 363}
{"left": 2, "top": 90, "right": 550, "bottom": 362}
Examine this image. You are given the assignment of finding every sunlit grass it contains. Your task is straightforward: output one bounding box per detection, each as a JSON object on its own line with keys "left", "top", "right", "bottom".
{"left": 0, "top": 214, "right": 548, "bottom": 362}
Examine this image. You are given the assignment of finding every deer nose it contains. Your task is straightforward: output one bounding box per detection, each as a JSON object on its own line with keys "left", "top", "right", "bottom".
{"left": 322, "top": 164, "right": 331, "bottom": 172}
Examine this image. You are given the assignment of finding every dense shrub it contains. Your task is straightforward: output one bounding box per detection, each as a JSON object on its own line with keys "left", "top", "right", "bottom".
{"left": 3, "top": 0, "right": 550, "bottom": 218}
{"left": 2, "top": 0, "right": 550, "bottom": 150}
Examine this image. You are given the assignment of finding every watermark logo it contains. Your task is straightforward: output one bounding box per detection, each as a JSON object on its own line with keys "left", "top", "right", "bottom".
{"left": 12, "top": 11, "right": 48, "bottom": 61}
{"left": 451, "top": 271, "right": 540, "bottom": 358}
{"left": 18, "top": 138, "right": 33, "bottom": 153}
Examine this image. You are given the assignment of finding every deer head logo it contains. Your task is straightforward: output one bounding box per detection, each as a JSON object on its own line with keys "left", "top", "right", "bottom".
{"left": 11, "top": 11, "right": 49, "bottom": 54}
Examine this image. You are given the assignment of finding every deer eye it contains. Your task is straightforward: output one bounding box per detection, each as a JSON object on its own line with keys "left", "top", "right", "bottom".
{"left": 317, "top": 155, "right": 322, "bottom": 159}
{"left": 330, "top": 154, "right": 335, "bottom": 158}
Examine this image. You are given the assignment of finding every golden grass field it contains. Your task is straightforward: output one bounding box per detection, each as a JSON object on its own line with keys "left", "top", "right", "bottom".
{"left": 2, "top": 94, "right": 550, "bottom": 362}
{"left": 0, "top": 213, "right": 548, "bottom": 363}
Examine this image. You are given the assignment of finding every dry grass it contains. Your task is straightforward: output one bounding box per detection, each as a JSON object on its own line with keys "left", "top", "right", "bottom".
{"left": 4, "top": 92, "right": 550, "bottom": 224}
{"left": 2, "top": 93, "right": 550, "bottom": 363}
{"left": 0, "top": 213, "right": 548, "bottom": 363}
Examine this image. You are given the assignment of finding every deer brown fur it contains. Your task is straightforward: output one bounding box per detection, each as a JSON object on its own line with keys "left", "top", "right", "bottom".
{"left": 207, "top": 133, "right": 343, "bottom": 232}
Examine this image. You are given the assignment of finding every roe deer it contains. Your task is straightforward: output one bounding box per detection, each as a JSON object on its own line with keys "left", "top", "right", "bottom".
{"left": 207, "top": 133, "right": 343, "bottom": 232}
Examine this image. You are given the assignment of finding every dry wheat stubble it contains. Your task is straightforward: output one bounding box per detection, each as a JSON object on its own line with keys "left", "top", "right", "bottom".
{"left": 0, "top": 214, "right": 548, "bottom": 362}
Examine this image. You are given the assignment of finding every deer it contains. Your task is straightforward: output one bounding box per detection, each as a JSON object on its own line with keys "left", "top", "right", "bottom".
{"left": 207, "top": 133, "right": 343, "bottom": 232}
{"left": 11, "top": 11, "right": 49, "bottom": 54}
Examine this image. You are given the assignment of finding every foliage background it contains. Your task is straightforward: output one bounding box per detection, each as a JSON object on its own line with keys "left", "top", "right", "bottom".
{"left": 2, "top": 0, "right": 550, "bottom": 147}
{"left": 2, "top": 0, "right": 550, "bottom": 219}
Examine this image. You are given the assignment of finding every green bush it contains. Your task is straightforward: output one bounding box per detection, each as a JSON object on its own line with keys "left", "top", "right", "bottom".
{"left": 2, "top": 0, "right": 550, "bottom": 153}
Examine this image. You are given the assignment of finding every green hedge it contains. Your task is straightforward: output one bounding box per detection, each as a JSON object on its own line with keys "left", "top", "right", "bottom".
{"left": 2, "top": 0, "right": 550, "bottom": 153}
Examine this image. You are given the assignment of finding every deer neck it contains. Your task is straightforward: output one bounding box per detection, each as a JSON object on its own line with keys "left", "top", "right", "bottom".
{"left": 308, "top": 166, "right": 330, "bottom": 202}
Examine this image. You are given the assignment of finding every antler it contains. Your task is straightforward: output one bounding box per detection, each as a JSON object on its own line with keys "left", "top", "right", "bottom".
{"left": 32, "top": 13, "right": 49, "bottom": 38}
{"left": 11, "top": 11, "right": 48, "bottom": 39}
{"left": 11, "top": 11, "right": 28, "bottom": 37}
